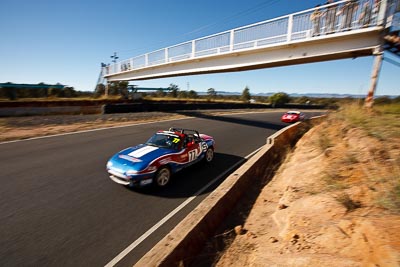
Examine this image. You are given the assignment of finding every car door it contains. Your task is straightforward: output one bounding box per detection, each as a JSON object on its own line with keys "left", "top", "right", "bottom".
{"left": 184, "top": 136, "right": 202, "bottom": 164}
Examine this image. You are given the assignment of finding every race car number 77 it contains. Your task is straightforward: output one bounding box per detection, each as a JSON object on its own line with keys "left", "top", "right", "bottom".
{"left": 188, "top": 150, "right": 197, "bottom": 162}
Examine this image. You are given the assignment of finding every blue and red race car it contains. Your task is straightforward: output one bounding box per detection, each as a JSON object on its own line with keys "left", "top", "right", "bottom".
{"left": 106, "top": 127, "right": 215, "bottom": 188}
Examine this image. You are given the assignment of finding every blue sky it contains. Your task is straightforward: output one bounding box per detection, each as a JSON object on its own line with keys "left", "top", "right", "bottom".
{"left": 0, "top": 0, "right": 398, "bottom": 96}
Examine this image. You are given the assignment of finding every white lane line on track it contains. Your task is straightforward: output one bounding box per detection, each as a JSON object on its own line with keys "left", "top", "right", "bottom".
{"left": 104, "top": 147, "right": 262, "bottom": 267}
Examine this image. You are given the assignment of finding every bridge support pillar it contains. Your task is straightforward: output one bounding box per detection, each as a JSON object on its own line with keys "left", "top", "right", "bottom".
{"left": 105, "top": 82, "right": 109, "bottom": 97}
{"left": 365, "top": 49, "right": 383, "bottom": 109}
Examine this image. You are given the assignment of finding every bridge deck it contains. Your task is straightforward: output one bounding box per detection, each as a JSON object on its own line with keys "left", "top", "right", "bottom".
{"left": 104, "top": 0, "right": 398, "bottom": 82}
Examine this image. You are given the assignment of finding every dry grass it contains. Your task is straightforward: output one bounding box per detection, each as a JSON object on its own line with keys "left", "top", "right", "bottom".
{"left": 336, "top": 103, "right": 400, "bottom": 140}
{"left": 323, "top": 103, "right": 400, "bottom": 213}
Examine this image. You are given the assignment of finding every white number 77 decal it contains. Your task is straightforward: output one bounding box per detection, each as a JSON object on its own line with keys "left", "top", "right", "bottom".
{"left": 188, "top": 150, "right": 197, "bottom": 162}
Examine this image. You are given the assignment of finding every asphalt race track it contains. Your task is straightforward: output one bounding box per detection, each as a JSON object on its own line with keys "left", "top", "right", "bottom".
{"left": 0, "top": 110, "right": 323, "bottom": 266}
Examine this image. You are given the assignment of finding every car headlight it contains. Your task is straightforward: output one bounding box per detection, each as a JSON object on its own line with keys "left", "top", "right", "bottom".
{"left": 126, "top": 170, "right": 139, "bottom": 175}
{"left": 107, "top": 161, "right": 113, "bottom": 168}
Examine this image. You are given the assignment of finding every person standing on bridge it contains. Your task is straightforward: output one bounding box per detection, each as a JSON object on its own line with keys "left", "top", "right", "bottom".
{"left": 358, "top": 1, "right": 372, "bottom": 27}
{"left": 338, "top": 0, "right": 359, "bottom": 31}
{"left": 311, "top": 5, "right": 323, "bottom": 36}
{"left": 324, "top": 0, "right": 338, "bottom": 34}
{"left": 371, "top": 0, "right": 381, "bottom": 25}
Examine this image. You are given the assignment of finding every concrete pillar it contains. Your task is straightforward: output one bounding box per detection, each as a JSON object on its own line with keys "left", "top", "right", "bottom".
{"left": 365, "top": 50, "right": 383, "bottom": 109}
{"left": 105, "top": 82, "right": 109, "bottom": 97}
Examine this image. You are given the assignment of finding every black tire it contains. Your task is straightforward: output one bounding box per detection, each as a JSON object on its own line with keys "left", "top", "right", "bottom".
{"left": 204, "top": 147, "right": 214, "bottom": 163}
{"left": 154, "top": 166, "right": 171, "bottom": 187}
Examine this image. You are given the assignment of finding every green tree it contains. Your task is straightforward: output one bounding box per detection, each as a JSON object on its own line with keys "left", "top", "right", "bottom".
{"left": 155, "top": 89, "right": 166, "bottom": 97}
{"left": 241, "top": 86, "right": 251, "bottom": 102}
{"left": 188, "top": 90, "right": 198, "bottom": 99}
{"left": 207, "top": 88, "right": 217, "bottom": 99}
{"left": 94, "top": 84, "right": 106, "bottom": 97}
{"left": 168, "top": 83, "right": 179, "bottom": 98}
{"left": 119, "top": 81, "right": 129, "bottom": 99}
{"left": 374, "top": 96, "right": 392, "bottom": 105}
{"left": 295, "top": 96, "right": 311, "bottom": 104}
{"left": 108, "top": 82, "right": 119, "bottom": 96}
{"left": 61, "top": 87, "right": 76, "bottom": 97}
{"left": 178, "top": 90, "right": 188, "bottom": 98}
{"left": 108, "top": 81, "right": 129, "bottom": 98}
{"left": 48, "top": 87, "right": 62, "bottom": 97}
{"left": 269, "top": 92, "right": 290, "bottom": 107}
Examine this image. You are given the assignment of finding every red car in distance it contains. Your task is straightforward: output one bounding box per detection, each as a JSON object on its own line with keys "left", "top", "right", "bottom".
{"left": 281, "top": 111, "right": 306, "bottom": 123}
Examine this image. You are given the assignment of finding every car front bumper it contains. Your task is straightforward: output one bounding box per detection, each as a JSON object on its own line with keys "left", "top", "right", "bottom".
{"left": 282, "top": 118, "right": 298, "bottom": 123}
{"left": 107, "top": 169, "right": 154, "bottom": 187}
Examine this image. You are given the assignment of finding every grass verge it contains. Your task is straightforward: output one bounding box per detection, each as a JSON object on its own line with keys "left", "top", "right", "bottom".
{"left": 324, "top": 103, "right": 400, "bottom": 213}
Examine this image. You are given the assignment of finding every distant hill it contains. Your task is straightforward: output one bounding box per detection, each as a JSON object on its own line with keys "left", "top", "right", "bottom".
{"left": 197, "top": 91, "right": 397, "bottom": 98}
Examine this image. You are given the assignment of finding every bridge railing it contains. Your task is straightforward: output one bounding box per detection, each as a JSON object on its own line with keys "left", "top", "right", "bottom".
{"left": 104, "top": 0, "right": 395, "bottom": 77}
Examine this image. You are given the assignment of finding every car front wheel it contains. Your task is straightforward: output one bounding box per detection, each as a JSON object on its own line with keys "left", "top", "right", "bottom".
{"left": 204, "top": 147, "right": 214, "bottom": 163}
{"left": 155, "top": 167, "right": 171, "bottom": 187}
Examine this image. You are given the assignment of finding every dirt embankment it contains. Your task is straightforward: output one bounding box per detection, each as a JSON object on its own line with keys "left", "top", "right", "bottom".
{"left": 216, "top": 118, "right": 400, "bottom": 266}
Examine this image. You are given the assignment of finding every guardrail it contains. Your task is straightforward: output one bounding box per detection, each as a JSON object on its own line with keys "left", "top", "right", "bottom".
{"left": 135, "top": 115, "right": 326, "bottom": 266}
{"left": 104, "top": 0, "right": 397, "bottom": 77}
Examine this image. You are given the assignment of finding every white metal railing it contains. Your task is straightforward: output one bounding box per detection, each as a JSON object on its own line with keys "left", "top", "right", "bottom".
{"left": 104, "top": 0, "right": 395, "bottom": 77}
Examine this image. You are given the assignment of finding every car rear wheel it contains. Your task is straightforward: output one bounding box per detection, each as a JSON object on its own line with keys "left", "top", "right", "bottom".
{"left": 155, "top": 167, "right": 171, "bottom": 187}
{"left": 204, "top": 147, "right": 214, "bottom": 163}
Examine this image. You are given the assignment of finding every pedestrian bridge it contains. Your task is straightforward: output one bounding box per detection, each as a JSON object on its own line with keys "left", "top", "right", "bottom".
{"left": 103, "top": 0, "right": 399, "bottom": 82}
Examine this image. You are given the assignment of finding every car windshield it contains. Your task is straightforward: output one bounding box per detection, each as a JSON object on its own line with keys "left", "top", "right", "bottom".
{"left": 145, "top": 133, "right": 181, "bottom": 150}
